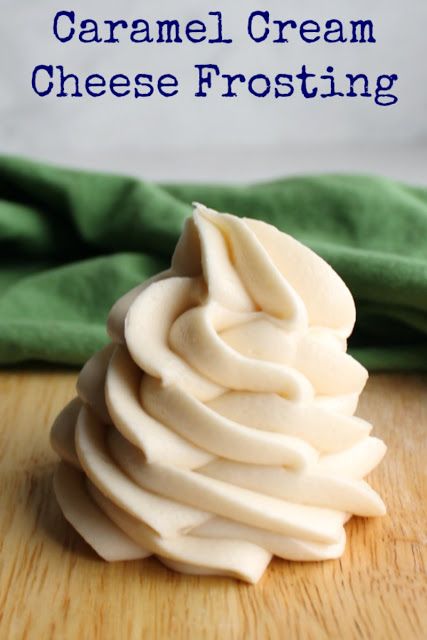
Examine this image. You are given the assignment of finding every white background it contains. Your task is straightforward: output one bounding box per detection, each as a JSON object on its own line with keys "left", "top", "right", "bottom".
{"left": 1, "top": 0, "right": 426, "bottom": 183}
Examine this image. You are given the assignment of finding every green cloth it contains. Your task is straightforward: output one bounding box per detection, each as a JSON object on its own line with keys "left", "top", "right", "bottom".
{"left": 1, "top": 154, "right": 427, "bottom": 370}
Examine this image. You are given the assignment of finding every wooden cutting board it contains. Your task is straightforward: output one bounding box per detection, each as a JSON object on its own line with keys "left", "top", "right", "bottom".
{"left": 0, "top": 370, "right": 426, "bottom": 640}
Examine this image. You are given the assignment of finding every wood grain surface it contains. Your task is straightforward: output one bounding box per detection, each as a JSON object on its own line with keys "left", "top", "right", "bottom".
{"left": 0, "top": 370, "right": 426, "bottom": 640}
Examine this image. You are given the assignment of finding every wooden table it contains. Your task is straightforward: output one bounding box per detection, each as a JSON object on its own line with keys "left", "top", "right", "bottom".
{"left": 0, "top": 371, "right": 426, "bottom": 640}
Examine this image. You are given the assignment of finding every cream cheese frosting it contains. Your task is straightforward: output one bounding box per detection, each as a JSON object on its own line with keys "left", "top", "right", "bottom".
{"left": 50, "top": 203, "right": 386, "bottom": 583}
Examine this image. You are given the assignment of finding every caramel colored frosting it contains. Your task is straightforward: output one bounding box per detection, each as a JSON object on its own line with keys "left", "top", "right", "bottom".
{"left": 51, "top": 204, "right": 386, "bottom": 583}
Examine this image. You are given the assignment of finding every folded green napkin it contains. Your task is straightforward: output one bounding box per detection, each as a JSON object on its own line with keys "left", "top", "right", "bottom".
{"left": 1, "top": 155, "right": 427, "bottom": 370}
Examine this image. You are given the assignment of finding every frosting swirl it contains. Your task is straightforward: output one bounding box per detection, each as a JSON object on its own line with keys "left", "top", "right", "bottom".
{"left": 51, "top": 204, "right": 386, "bottom": 583}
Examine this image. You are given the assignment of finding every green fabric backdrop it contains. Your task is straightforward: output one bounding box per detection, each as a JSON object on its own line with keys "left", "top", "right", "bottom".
{"left": 1, "top": 155, "right": 427, "bottom": 369}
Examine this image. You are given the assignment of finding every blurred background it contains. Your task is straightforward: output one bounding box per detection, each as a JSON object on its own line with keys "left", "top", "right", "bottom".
{"left": 1, "top": 0, "right": 426, "bottom": 183}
